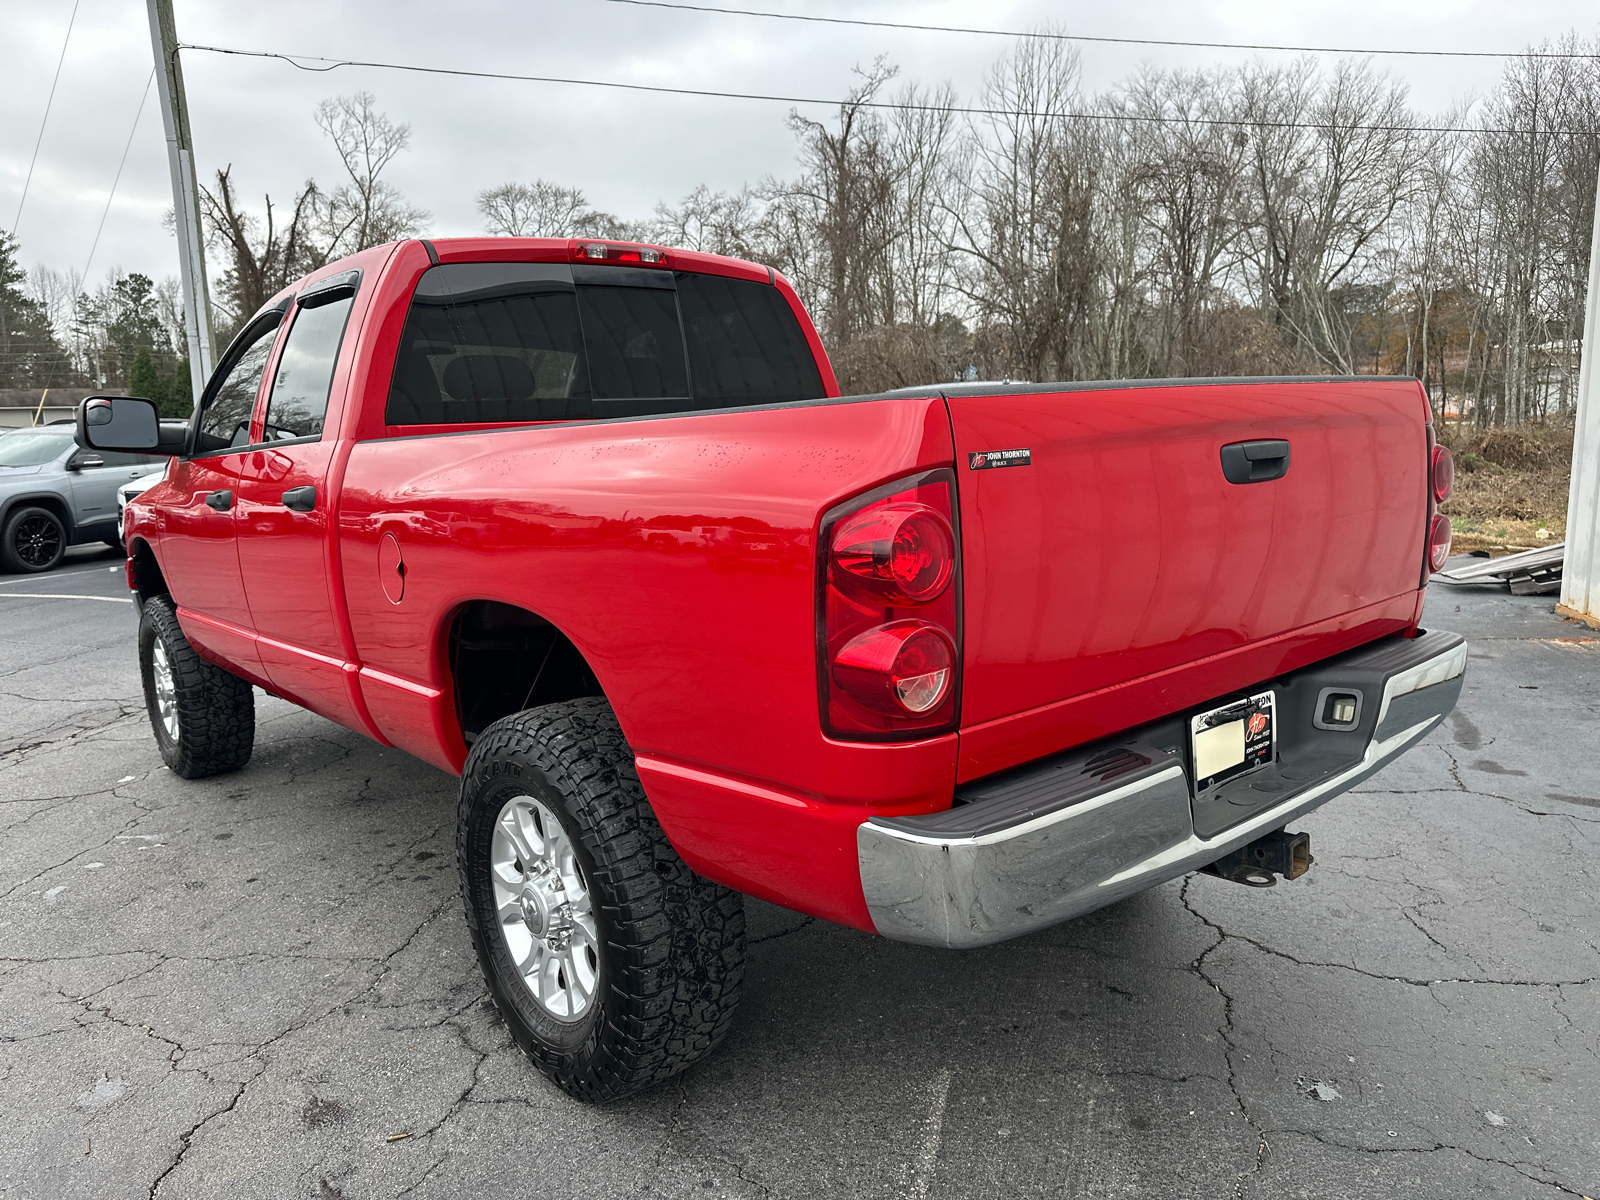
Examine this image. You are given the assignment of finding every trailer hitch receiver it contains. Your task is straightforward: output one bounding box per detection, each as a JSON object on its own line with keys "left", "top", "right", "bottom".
{"left": 1201, "top": 829, "right": 1313, "bottom": 888}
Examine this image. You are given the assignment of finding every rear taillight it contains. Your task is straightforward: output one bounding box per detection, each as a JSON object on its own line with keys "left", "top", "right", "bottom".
{"left": 1431, "top": 444, "right": 1454, "bottom": 504}
{"left": 818, "top": 470, "right": 960, "bottom": 740}
{"left": 1428, "top": 514, "right": 1453, "bottom": 572}
{"left": 1422, "top": 421, "right": 1452, "bottom": 582}
{"left": 831, "top": 503, "right": 954, "bottom": 604}
{"left": 832, "top": 621, "right": 955, "bottom": 715}
{"left": 568, "top": 239, "right": 669, "bottom": 266}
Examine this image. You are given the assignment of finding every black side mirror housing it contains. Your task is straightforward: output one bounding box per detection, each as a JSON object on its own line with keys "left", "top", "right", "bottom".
{"left": 76, "top": 396, "right": 184, "bottom": 455}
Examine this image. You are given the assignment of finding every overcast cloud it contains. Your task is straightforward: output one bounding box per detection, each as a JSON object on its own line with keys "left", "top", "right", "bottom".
{"left": 3, "top": 0, "right": 1598, "bottom": 289}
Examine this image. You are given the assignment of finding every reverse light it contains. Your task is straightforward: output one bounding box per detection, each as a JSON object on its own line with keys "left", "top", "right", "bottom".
{"left": 832, "top": 622, "right": 955, "bottom": 715}
{"left": 817, "top": 470, "right": 961, "bottom": 740}
{"left": 831, "top": 503, "right": 954, "bottom": 604}
{"left": 569, "top": 240, "right": 670, "bottom": 266}
{"left": 1428, "top": 514, "right": 1453, "bottom": 573}
{"left": 1431, "top": 444, "right": 1454, "bottom": 504}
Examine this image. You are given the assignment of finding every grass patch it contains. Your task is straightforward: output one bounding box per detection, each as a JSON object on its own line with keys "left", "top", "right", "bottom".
{"left": 1437, "top": 416, "right": 1571, "bottom": 550}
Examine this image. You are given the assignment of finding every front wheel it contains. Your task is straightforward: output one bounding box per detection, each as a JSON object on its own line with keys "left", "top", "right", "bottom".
{"left": 1, "top": 506, "right": 66, "bottom": 573}
{"left": 457, "top": 698, "right": 745, "bottom": 1102}
{"left": 138, "top": 595, "right": 255, "bottom": 778}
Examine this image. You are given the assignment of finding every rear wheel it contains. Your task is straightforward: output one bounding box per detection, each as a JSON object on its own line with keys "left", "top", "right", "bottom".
{"left": 138, "top": 595, "right": 255, "bottom": 778}
{"left": 458, "top": 698, "right": 745, "bottom": 1102}
{"left": 1, "top": 506, "right": 65, "bottom": 573}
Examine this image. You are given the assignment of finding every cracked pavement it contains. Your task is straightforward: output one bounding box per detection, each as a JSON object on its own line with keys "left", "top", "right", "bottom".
{"left": 1, "top": 549, "right": 1596, "bottom": 1199}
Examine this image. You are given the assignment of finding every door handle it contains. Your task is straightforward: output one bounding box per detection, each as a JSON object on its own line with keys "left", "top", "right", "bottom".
{"left": 1220, "top": 440, "right": 1290, "bottom": 484}
{"left": 281, "top": 486, "right": 317, "bottom": 512}
{"left": 204, "top": 489, "right": 233, "bottom": 511}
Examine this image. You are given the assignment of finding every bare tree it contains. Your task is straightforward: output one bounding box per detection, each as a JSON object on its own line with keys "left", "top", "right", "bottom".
{"left": 1395, "top": 113, "right": 1467, "bottom": 418}
{"left": 1238, "top": 59, "right": 1424, "bottom": 373}
{"left": 651, "top": 185, "right": 766, "bottom": 258}
{"left": 199, "top": 166, "right": 320, "bottom": 332}
{"left": 767, "top": 58, "right": 901, "bottom": 353}
{"left": 1123, "top": 67, "right": 1249, "bottom": 375}
{"left": 883, "top": 81, "right": 961, "bottom": 330}
{"left": 312, "top": 92, "right": 429, "bottom": 259}
{"left": 25, "top": 263, "right": 80, "bottom": 346}
{"left": 949, "top": 34, "right": 1098, "bottom": 381}
{"left": 477, "top": 180, "right": 592, "bottom": 236}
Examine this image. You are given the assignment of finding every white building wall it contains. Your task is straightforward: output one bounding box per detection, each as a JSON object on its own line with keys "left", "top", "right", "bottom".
{"left": 1559, "top": 161, "right": 1600, "bottom": 628}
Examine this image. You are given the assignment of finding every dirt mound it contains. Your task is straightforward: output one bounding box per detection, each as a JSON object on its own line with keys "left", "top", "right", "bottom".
{"left": 1439, "top": 417, "right": 1574, "bottom": 471}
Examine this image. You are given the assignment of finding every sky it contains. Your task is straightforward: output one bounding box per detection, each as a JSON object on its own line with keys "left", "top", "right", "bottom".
{"left": 2, "top": 0, "right": 1597, "bottom": 294}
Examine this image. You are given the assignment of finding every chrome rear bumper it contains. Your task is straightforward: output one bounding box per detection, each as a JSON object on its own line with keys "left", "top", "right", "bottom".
{"left": 858, "top": 631, "right": 1467, "bottom": 948}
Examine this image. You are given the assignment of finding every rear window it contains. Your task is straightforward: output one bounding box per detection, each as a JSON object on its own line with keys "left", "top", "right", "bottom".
{"left": 676, "top": 273, "right": 824, "bottom": 406}
{"left": 385, "top": 262, "right": 823, "bottom": 426}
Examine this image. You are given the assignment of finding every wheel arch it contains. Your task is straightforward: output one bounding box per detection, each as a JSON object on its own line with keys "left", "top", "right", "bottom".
{"left": 442, "top": 598, "right": 610, "bottom": 747}
{"left": 128, "top": 537, "right": 171, "bottom": 605}
{"left": 1, "top": 493, "right": 74, "bottom": 536}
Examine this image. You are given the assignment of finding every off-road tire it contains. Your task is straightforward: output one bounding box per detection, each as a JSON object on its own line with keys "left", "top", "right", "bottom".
{"left": 458, "top": 698, "right": 745, "bottom": 1102}
{"left": 138, "top": 595, "right": 255, "bottom": 778}
{"left": 1, "top": 506, "right": 66, "bottom": 573}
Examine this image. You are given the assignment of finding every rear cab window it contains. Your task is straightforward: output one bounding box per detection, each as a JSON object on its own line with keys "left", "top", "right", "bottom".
{"left": 385, "top": 262, "right": 824, "bottom": 427}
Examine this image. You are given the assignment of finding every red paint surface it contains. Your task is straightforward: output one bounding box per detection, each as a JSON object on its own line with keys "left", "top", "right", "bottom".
{"left": 126, "top": 238, "right": 1433, "bottom": 930}
{"left": 946, "top": 380, "right": 1430, "bottom": 779}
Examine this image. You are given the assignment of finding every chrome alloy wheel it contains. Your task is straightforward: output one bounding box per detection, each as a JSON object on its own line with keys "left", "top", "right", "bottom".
{"left": 151, "top": 640, "right": 179, "bottom": 742}
{"left": 491, "top": 795, "right": 600, "bottom": 1020}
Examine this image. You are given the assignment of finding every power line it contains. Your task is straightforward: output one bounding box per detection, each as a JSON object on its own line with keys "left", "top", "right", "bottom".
{"left": 12, "top": 0, "right": 83, "bottom": 235}
{"left": 601, "top": 0, "right": 1600, "bottom": 61}
{"left": 80, "top": 69, "right": 157, "bottom": 289}
{"left": 176, "top": 42, "right": 1592, "bottom": 136}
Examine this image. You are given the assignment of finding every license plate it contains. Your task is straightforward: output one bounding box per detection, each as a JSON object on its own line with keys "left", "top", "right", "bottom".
{"left": 1190, "top": 691, "right": 1275, "bottom": 791}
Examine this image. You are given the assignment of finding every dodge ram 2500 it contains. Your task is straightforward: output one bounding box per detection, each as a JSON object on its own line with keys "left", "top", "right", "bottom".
{"left": 78, "top": 235, "right": 1465, "bottom": 1101}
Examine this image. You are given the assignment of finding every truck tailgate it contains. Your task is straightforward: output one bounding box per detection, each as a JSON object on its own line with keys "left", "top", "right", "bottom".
{"left": 947, "top": 379, "right": 1429, "bottom": 777}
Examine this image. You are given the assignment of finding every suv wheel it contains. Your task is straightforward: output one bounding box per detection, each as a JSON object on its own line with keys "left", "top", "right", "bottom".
{"left": 138, "top": 595, "right": 255, "bottom": 778}
{"left": 1, "top": 506, "right": 66, "bottom": 573}
{"left": 458, "top": 698, "right": 745, "bottom": 1102}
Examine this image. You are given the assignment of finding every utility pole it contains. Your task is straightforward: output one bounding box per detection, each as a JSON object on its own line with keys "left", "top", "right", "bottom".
{"left": 1558, "top": 157, "right": 1600, "bottom": 629}
{"left": 147, "top": 0, "right": 214, "bottom": 403}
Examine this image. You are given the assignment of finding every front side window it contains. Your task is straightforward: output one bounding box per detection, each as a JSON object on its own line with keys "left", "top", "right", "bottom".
{"left": 263, "top": 295, "right": 355, "bottom": 440}
{"left": 386, "top": 262, "right": 825, "bottom": 426}
{"left": 196, "top": 316, "right": 281, "bottom": 452}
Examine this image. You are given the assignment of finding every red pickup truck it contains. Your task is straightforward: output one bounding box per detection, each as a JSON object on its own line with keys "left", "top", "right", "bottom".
{"left": 80, "top": 237, "right": 1465, "bottom": 1102}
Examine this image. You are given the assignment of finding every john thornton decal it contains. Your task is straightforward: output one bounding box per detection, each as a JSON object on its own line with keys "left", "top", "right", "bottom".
{"left": 968, "top": 448, "right": 1032, "bottom": 470}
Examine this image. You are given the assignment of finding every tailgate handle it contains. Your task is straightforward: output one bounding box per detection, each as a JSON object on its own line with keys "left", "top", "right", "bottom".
{"left": 204, "top": 489, "right": 233, "bottom": 511}
{"left": 1221, "top": 440, "right": 1290, "bottom": 484}
{"left": 281, "top": 486, "right": 317, "bottom": 512}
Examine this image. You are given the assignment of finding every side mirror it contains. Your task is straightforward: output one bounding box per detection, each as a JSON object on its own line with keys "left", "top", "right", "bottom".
{"left": 68, "top": 454, "right": 105, "bottom": 471}
{"left": 76, "top": 396, "right": 182, "bottom": 455}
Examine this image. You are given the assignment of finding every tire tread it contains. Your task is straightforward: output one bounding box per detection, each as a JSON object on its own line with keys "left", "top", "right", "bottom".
{"left": 139, "top": 595, "right": 254, "bottom": 778}
{"left": 458, "top": 697, "right": 745, "bottom": 1102}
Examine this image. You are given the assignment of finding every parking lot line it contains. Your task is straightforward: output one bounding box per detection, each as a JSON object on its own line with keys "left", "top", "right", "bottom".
{"left": 0, "top": 593, "right": 132, "bottom": 603}
{"left": 0, "top": 565, "right": 123, "bottom": 587}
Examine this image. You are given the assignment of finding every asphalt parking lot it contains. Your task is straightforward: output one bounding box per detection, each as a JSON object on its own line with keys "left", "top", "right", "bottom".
{"left": 1, "top": 548, "right": 1596, "bottom": 1200}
